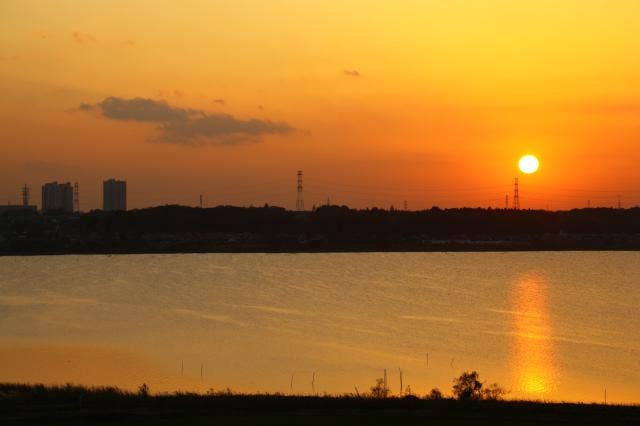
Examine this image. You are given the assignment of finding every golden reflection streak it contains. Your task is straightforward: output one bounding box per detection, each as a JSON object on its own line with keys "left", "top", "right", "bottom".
{"left": 510, "top": 273, "right": 558, "bottom": 398}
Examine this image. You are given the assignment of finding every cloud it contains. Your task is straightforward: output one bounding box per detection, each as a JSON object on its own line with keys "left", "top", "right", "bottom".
{"left": 72, "top": 32, "right": 96, "bottom": 44}
{"left": 80, "top": 97, "right": 294, "bottom": 145}
{"left": 212, "top": 98, "right": 226, "bottom": 106}
{"left": 343, "top": 69, "right": 361, "bottom": 77}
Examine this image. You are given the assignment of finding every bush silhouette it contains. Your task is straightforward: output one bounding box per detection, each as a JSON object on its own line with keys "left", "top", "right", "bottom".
{"left": 427, "top": 388, "right": 443, "bottom": 400}
{"left": 482, "top": 382, "right": 507, "bottom": 400}
{"left": 452, "top": 371, "right": 483, "bottom": 401}
{"left": 137, "top": 383, "right": 149, "bottom": 397}
{"left": 370, "top": 378, "right": 389, "bottom": 398}
{"left": 452, "top": 371, "right": 506, "bottom": 401}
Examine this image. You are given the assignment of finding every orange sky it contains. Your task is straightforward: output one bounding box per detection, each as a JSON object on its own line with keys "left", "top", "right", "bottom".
{"left": 1, "top": 0, "right": 640, "bottom": 210}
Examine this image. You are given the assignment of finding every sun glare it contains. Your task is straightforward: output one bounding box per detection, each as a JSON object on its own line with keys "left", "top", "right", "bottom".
{"left": 519, "top": 155, "right": 539, "bottom": 174}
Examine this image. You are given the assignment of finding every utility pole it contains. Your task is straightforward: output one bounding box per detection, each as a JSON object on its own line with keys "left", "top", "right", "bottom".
{"left": 505, "top": 194, "right": 509, "bottom": 209}
{"left": 199, "top": 194, "right": 203, "bottom": 208}
{"left": 296, "top": 171, "right": 304, "bottom": 211}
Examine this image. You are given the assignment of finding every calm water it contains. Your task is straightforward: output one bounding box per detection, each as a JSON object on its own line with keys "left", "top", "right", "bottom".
{"left": 0, "top": 252, "right": 638, "bottom": 403}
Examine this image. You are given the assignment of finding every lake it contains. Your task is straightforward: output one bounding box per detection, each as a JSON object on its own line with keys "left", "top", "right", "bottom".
{"left": 0, "top": 252, "right": 638, "bottom": 403}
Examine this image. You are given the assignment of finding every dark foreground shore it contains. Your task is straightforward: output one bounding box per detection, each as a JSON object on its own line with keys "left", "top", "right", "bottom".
{"left": 2, "top": 384, "right": 639, "bottom": 426}
{"left": 2, "top": 205, "right": 640, "bottom": 255}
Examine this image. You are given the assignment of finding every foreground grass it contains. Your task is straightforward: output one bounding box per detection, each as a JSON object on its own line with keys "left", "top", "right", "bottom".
{"left": 1, "top": 383, "right": 638, "bottom": 425}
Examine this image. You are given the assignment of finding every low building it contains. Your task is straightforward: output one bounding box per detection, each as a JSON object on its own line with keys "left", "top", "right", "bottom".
{"left": 42, "top": 182, "right": 74, "bottom": 213}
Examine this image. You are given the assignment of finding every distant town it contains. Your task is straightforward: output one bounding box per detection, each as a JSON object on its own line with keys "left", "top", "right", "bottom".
{"left": 0, "top": 179, "right": 126, "bottom": 215}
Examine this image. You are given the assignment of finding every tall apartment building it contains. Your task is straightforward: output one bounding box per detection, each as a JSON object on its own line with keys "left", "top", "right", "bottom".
{"left": 41, "top": 182, "right": 74, "bottom": 213}
{"left": 103, "top": 179, "right": 127, "bottom": 211}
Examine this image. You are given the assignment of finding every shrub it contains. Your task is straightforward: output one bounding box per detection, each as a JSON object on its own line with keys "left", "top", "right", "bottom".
{"left": 137, "top": 383, "right": 149, "bottom": 397}
{"left": 370, "top": 378, "right": 389, "bottom": 398}
{"left": 452, "top": 371, "right": 506, "bottom": 401}
{"left": 482, "top": 383, "right": 507, "bottom": 400}
{"left": 427, "top": 387, "right": 443, "bottom": 400}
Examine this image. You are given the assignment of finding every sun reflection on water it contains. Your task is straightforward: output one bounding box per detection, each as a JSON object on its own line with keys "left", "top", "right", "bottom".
{"left": 510, "top": 273, "right": 558, "bottom": 398}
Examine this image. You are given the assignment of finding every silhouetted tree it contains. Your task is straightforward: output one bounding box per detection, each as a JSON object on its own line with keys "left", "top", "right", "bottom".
{"left": 452, "top": 371, "right": 483, "bottom": 401}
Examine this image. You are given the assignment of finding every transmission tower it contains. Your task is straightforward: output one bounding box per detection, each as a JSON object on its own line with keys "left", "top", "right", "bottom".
{"left": 504, "top": 194, "right": 509, "bottom": 209}
{"left": 21, "top": 184, "right": 30, "bottom": 207}
{"left": 513, "top": 178, "right": 520, "bottom": 210}
{"left": 73, "top": 182, "right": 79, "bottom": 212}
{"left": 296, "top": 170, "right": 304, "bottom": 211}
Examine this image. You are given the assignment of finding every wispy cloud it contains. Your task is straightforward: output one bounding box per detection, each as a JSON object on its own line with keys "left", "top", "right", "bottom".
{"left": 343, "top": 69, "right": 361, "bottom": 77}
{"left": 79, "top": 97, "right": 294, "bottom": 146}
{"left": 212, "top": 98, "right": 226, "bottom": 106}
{"left": 72, "top": 32, "right": 96, "bottom": 44}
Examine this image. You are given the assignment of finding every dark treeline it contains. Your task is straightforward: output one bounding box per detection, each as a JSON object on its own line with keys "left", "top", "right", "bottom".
{"left": 2, "top": 205, "right": 640, "bottom": 254}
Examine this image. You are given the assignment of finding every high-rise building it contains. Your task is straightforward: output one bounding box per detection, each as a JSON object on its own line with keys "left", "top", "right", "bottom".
{"left": 103, "top": 179, "right": 127, "bottom": 211}
{"left": 41, "top": 182, "right": 74, "bottom": 213}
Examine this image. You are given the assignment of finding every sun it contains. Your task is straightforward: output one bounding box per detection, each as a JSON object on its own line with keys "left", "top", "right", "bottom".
{"left": 519, "top": 155, "right": 539, "bottom": 174}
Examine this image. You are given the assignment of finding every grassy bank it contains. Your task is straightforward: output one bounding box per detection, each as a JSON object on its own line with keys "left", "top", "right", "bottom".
{"left": 1, "top": 383, "right": 638, "bottom": 425}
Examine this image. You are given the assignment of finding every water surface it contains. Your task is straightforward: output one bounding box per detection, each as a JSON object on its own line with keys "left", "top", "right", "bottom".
{"left": 0, "top": 252, "right": 638, "bottom": 403}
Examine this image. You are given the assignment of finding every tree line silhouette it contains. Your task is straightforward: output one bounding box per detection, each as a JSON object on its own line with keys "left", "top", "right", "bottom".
{"left": 2, "top": 205, "right": 640, "bottom": 254}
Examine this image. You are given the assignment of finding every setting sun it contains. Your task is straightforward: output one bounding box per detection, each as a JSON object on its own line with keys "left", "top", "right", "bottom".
{"left": 519, "top": 155, "right": 540, "bottom": 174}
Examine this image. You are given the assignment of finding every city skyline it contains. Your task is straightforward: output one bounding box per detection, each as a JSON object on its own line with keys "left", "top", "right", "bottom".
{"left": 3, "top": 173, "right": 637, "bottom": 212}
{"left": 2, "top": 1, "right": 640, "bottom": 210}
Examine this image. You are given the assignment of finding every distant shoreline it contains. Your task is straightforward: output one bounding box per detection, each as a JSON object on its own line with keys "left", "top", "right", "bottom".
{"left": 2, "top": 245, "right": 640, "bottom": 257}
{"left": 2, "top": 205, "right": 639, "bottom": 256}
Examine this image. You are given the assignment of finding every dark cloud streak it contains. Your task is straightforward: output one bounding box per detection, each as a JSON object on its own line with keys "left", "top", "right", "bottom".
{"left": 72, "top": 32, "right": 96, "bottom": 44}
{"left": 80, "top": 97, "right": 293, "bottom": 146}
